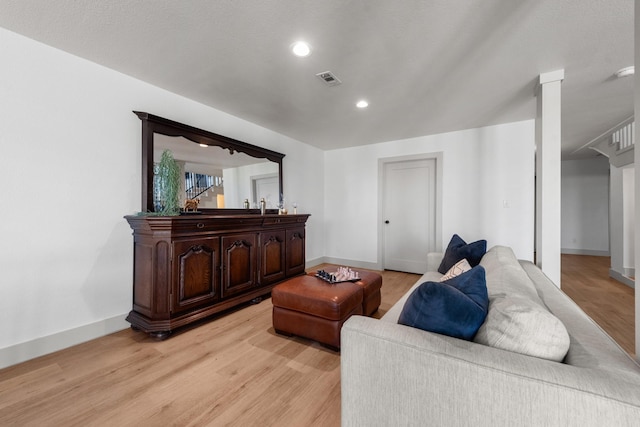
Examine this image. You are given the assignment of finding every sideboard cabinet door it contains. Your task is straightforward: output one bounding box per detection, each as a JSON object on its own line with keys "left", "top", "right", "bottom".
{"left": 260, "top": 230, "right": 286, "bottom": 285}
{"left": 171, "top": 237, "right": 220, "bottom": 313}
{"left": 286, "top": 227, "right": 306, "bottom": 276}
{"left": 172, "top": 237, "right": 220, "bottom": 315}
{"left": 221, "top": 233, "right": 258, "bottom": 298}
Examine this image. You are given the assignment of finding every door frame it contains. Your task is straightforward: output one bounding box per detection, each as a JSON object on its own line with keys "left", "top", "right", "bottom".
{"left": 377, "top": 152, "right": 444, "bottom": 270}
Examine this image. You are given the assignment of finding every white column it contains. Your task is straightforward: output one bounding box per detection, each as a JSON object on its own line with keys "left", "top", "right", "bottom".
{"left": 535, "top": 69, "right": 564, "bottom": 287}
{"left": 622, "top": 168, "right": 636, "bottom": 279}
{"left": 610, "top": 165, "right": 625, "bottom": 278}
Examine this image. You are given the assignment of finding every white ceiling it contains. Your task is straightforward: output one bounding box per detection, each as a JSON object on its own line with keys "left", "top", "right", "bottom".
{"left": 0, "top": 0, "right": 634, "bottom": 159}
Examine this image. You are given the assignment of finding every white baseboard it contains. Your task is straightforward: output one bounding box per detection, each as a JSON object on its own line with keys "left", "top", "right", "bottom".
{"left": 307, "top": 256, "right": 380, "bottom": 271}
{"left": 305, "top": 257, "right": 326, "bottom": 269}
{"left": 561, "top": 248, "right": 610, "bottom": 256}
{"left": 0, "top": 314, "right": 129, "bottom": 369}
{"left": 609, "top": 268, "right": 635, "bottom": 289}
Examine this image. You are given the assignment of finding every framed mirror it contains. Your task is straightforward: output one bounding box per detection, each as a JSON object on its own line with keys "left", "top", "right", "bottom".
{"left": 135, "top": 111, "right": 284, "bottom": 213}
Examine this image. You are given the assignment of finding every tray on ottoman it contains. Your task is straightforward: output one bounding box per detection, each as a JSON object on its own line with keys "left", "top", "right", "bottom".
{"left": 272, "top": 275, "right": 363, "bottom": 350}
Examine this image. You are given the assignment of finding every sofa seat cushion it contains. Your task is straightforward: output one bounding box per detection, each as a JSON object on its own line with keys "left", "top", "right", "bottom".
{"left": 474, "top": 295, "right": 571, "bottom": 362}
{"left": 398, "top": 266, "right": 489, "bottom": 340}
{"left": 438, "top": 234, "right": 487, "bottom": 274}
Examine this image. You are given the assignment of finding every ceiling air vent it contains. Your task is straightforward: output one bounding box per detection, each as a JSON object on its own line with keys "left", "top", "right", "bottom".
{"left": 316, "top": 71, "right": 342, "bottom": 86}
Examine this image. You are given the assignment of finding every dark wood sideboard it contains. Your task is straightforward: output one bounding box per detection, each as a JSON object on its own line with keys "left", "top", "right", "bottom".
{"left": 125, "top": 213, "right": 310, "bottom": 338}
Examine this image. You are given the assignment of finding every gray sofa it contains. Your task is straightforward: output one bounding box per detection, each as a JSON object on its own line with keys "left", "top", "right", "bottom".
{"left": 341, "top": 246, "right": 640, "bottom": 426}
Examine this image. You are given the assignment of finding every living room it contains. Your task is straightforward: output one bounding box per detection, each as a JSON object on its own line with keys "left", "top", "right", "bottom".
{"left": 0, "top": 1, "right": 638, "bottom": 425}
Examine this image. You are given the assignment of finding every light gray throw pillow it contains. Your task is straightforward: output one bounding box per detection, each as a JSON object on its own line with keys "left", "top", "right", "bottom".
{"left": 474, "top": 295, "right": 570, "bottom": 362}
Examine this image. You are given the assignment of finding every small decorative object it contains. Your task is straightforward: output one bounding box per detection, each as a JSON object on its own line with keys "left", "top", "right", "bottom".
{"left": 278, "top": 193, "right": 286, "bottom": 215}
{"left": 184, "top": 198, "right": 200, "bottom": 212}
{"left": 292, "top": 202, "right": 298, "bottom": 214}
{"left": 243, "top": 199, "right": 250, "bottom": 209}
{"left": 156, "top": 149, "right": 181, "bottom": 216}
{"left": 315, "top": 266, "right": 361, "bottom": 284}
{"left": 260, "top": 197, "right": 266, "bottom": 215}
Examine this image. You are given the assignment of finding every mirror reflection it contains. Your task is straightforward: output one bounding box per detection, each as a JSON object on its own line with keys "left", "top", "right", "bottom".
{"left": 154, "top": 134, "right": 281, "bottom": 210}
{"left": 135, "top": 111, "right": 284, "bottom": 213}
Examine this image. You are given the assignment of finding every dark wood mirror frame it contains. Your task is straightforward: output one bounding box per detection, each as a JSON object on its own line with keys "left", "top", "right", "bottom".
{"left": 134, "top": 111, "right": 285, "bottom": 214}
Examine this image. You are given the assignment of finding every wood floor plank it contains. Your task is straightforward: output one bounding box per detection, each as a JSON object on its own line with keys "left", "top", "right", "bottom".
{"left": 561, "top": 254, "right": 635, "bottom": 356}
{"left": 0, "top": 259, "right": 633, "bottom": 425}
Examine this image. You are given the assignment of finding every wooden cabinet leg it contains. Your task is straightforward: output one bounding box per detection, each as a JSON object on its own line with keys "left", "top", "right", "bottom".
{"left": 150, "top": 331, "right": 171, "bottom": 340}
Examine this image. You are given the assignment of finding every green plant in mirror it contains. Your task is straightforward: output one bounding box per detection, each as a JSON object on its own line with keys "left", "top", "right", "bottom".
{"left": 156, "top": 149, "right": 181, "bottom": 216}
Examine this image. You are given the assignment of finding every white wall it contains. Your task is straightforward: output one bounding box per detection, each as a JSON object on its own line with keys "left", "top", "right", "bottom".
{"left": 0, "top": 28, "right": 324, "bottom": 367}
{"left": 634, "top": 0, "right": 640, "bottom": 358}
{"left": 324, "top": 120, "right": 536, "bottom": 265}
{"left": 225, "top": 162, "right": 279, "bottom": 209}
{"left": 560, "top": 157, "right": 610, "bottom": 255}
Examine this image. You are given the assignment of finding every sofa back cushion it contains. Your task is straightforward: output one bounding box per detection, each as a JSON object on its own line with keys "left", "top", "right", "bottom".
{"left": 480, "top": 246, "right": 540, "bottom": 302}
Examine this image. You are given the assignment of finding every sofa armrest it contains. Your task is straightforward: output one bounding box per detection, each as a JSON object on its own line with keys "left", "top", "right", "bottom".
{"left": 426, "top": 252, "right": 444, "bottom": 272}
{"left": 341, "top": 316, "right": 640, "bottom": 427}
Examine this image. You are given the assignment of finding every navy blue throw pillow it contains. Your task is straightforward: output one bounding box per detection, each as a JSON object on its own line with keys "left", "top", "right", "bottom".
{"left": 398, "top": 266, "right": 489, "bottom": 341}
{"left": 438, "top": 234, "right": 487, "bottom": 274}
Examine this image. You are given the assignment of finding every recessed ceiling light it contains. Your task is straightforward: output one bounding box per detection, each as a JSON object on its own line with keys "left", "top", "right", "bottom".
{"left": 615, "top": 66, "right": 635, "bottom": 78}
{"left": 199, "top": 144, "right": 208, "bottom": 147}
{"left": 356, "top": 100, "right": 369, "bottom": 109}
{"left": 291, "top": 41, "right": 311, "bottom": 57}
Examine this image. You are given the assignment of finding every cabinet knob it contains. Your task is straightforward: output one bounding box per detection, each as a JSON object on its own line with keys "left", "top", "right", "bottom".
{"left": 197, "top": 223, "right": 205, "bottom": 229}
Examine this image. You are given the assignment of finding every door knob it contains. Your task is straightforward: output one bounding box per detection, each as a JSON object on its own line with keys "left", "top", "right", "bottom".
{"left": 384, "top": 220, "right": 390, "bottom": 224}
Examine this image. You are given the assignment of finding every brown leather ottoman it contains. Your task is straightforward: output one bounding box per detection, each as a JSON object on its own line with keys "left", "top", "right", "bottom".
{"left": 272, "top": 275, "right": 363, "bottom": 350}
{"left": 354, "top": 271, "right": 383, "bottom": 316}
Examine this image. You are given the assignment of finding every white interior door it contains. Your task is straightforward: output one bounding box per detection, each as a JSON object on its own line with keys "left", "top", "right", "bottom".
{"left": 382, "top": 158, "right": 437, "bottom": 273}
{"left": 253, "top": 174, "right": 279, "bottom": 208}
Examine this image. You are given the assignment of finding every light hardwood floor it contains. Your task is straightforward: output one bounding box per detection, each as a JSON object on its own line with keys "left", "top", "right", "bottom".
{"left": 561, "top": 254, "right": 635, "bottom": 356}
{"left": 0, "top": 258, "right": 634, "bottom": 426}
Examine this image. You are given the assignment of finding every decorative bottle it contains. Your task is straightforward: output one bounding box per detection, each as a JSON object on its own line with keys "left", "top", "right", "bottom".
{"left": 260, "top": 198, "right": 266, "bottom": 215}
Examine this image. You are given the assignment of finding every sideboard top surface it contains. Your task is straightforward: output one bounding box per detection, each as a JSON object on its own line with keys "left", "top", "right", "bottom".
{"left": 125, "top": 213, "right": 311, "bottom": 233}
